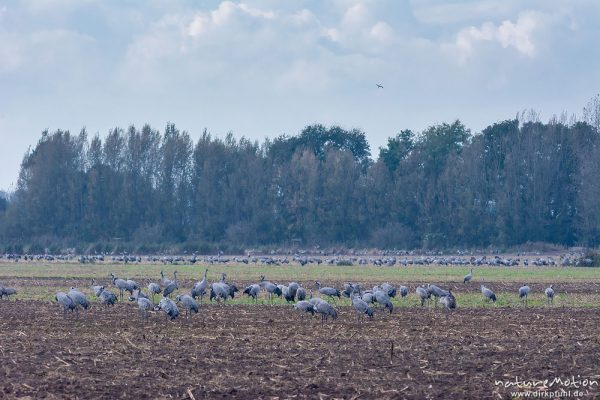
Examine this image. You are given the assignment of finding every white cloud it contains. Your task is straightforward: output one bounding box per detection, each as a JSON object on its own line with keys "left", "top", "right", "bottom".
{"left": 448, "top": 12, "right": 539, "bottom": 63}
{"left": 411, "top": 0, "right": 519, "bottom": 25}
{"left": 370, "top": 21, "right": 394, "bottom": 43}
{"left": 343, "top": 3, "right": 369, "bottom": 27}
{"left": 0, "top": 34, "right": 23, "bottom": 72}
{"left": 187, "top": 1, "right": 276, "bottom": 38}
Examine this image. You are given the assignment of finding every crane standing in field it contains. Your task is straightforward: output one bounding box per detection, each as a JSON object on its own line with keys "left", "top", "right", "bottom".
{"left": 55, "top": 292, "right": 77, "bottom": 318}
{"left": 110, "top": 273, "right": 129, "bottom": 300}
{"left": 68, "top": 287, "right": 90, "bottom": 314}
{"left": 130, "top": 290, "right": 154, "bottom": 320}
{"left": 313, "top": 300, "right": 338, "bottom": 327}
{"left": 293, "top": 300, "right": 315, "bottom": 319}
{"left": 315, "top": 281, "right": 341, "bottom": 304}
{"left": 463, "top": 268, "right": 473, "bottom": 284}
{"left": 519, "top": 284, "right": 531, "bottom": 306}
{"left": 147, "top": 282, "right": 161, "bottom": 304}
{"left": 155, "top": 297, "right": 179, "bottom": 320}
{"left": 399, "top": 285, "right": 408, "bottom": 300}
{"left": 416, "top": 286, "right": 430, "bottom": 307}
{"left": 481, "top": 284, "right": 497, "bottom": 303}
{"left": 351, "top": 294, "right": 374, "bottom": 321}
{"left": 191, "top": 268, "right": 208, "bottom": 304}
{"left": 176, "top": 294, "right": 199, "bottom": 320}
{"left": 163, "top": 271, "right": 179, "bottom": 299}
{"left": 545, "top": 285, "right": 555, "bottom": 305}
{"left": 243, "top": 284, "right": 261, "bottom": 303}
{"left": 259, "top": 275, "right": 282, "bottom": 304}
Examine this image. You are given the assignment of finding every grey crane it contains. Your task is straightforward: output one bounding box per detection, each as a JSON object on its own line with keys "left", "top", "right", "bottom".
{"left": 374, "top": 289, "right": 394, "bottom": 314}
{"left": 191, "top": 268, "right": 208, "bottom": 304}
{"left": 130, "top": 290, "right": 153, "bottom": 320}
{"left": 147, "top": 282, "right": 162, "bottom": 303}
{"left": 416, "top": 285, "right": 431, "bottom": 307}
{"left": 481, "top": 284, "right": 497, "bottom": 303}
{"left": 98, "top": 286, "right": 118, "bottom": 308}
{"left": 0, "top": 286, "right": 17, "bottom": 300}
{"left": 68, "top": 287, "right": 90, "bottom": 312}
{"left": 210, "top": 282, "right": 232, "bottom": 303}
{"left": 125, "top": 279, "right": 140, "bottom": 296}
{"left": 308, "top": 297, "right": 327, "bottom": 307}
{"left": 293, "top": 300, "right": 316, "bottom": 319}
{"left": 342, "top": 283, "right": 355, "bottom": 298}
{"left": 463, "top": 268, "right": 473, "bottom": 284}
{"left": 519, "top": 284, "right": 531, "bottom": 306}
{"left": 279, "top": 285, "right": 295, "bottom": 303}
{"left": 296, "top": 287, "right": 307, "bottom": 301}
{"left": 91, "top": 279, "right": 103, "bottom": 297}
{"left": 313, "top": 300, "right": 338, "bottom": 326}
{"left": 128, "top": 289, "right": 149, "bottom": 302}
{"left": 160, "top": 270, "right": 172, "bottom": 287}
{"left": 428, "top": 284, "right": 450, "bottom": 298}
{"left": 243, "top": 284, "right": 261, "bottom": 303}
{"left": 381, "top": 283, "right": 397, "bottom": 298}
{"left": 155, "top": 297, "right": 179, "bottom": 320}
{"left": 163, "top": 271, "right": 179, "bottom": 298}
{"left": 544, "top": 285, "right": 555, "bottom": 305}
{"left": 361, "top": 291, "right": 375, "bottom": 304}
{"left": 176, "top": 294, "right": 199, "bottom": 319}
{"left": 399, "top": 285, "right": 408, "bottom": 299}
{"left": 315, "top": 281, "right": 341, "bottom": 304}
{"left": 351, "top": 294, "right": 374, "bottom": 321}
{"left": 110, "top": 273, "right": 129, "bottom": 300}
{"left": 259, "top": 275, "right": 282, "bottom": 304}
{"left": 288, "top": 282, "right": 300, "bottom": 300}
{"left": 439, "top": 289, "right": 456, "bottom": 311}
{"left": 55, "top": 292, "right": 77, "bottom": 318}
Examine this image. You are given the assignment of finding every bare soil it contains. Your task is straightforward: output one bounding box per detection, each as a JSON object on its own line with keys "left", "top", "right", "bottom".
{"left": 0, "top": 300, "right": 598, "bottom": 399}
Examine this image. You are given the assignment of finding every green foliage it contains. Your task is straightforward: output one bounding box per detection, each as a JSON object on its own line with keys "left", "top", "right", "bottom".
{"left": 1, "top": 111, "right": 600, "bottom": 249}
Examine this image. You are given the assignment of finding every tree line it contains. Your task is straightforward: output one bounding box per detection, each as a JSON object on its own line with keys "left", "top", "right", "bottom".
{"left": 1, "top": 97, "right": 600, "bottom": 253}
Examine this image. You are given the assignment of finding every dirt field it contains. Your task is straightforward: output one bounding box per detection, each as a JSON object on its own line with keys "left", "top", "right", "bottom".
{"left": 0, "top": 299, "right": 599, "bottom": 399}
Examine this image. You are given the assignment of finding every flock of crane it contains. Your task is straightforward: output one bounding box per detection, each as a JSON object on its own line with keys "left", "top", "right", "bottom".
{"left": 21, "top": 267, "right": 558, "bottom": 325}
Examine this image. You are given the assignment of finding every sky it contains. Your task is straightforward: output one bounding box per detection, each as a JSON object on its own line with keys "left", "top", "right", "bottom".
{"left": 1, "top": 0, "right": 599, "bottom": 191}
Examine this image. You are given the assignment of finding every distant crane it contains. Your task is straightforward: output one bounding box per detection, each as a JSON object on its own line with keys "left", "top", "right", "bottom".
{"left": 130, "top": 290, "right": 153, "bottom": 320}
{"left": 399, "top": 285, "right": 408, "bottom": 300}
{"left": 147, "top": 282, "right": 162, "bottom": 304}
{"left": 416, "top": 286, "right": 430, "bottom": 307}
{"left": 351, "top": 294, "right": 374, "bottom": 321}
{"left": 0, "top": 286, "right": 17, "bottom": 300}
{"left": 163, "top": 271, "right": 179, "bottom": 298}
{"left": 296, "top": 287, "right": 307, "bottom": 301}
{"left": 519, "top": 284, "right": 531, "bottom": 306}
{"left": 98, "top": 286, "right": 118, "bottom": 308}
{"left": 315, "top": 281, "right": 341, "bottom": 304}
{"left": 439, "top": 289, "right": 456, "bottom": 311}
{"left": 313, "top": 300, "right": 338, "bottom": 326}
{"left": 176, "top": 294, "right": 199, "bottom": 319}
{"left": 243, "top": 284, "right": 261, "bottom": 303}
{"left": 293, "top": 300, "right": 315, "bottom": 319}
{"left": 55, "top": 292, "right": 77, "bottom": 318}
{"left": 481, "top": 284, "right": 497, "bottom": 303}
{"left": 259, "top": 275, "right": 282, "bottom": 304}
{"left": 110, "top": 273, "right": 129, "bottom": 300}
{"left": 463, "top": 268, "right": 473, "bottom": 284}
{"left": 374, "top": 289, "right": 393, "bottom": 314}
{"left": 191, "top": 268, "right": 208, "bottom": 304}
{"left": 544, "top": 285, "right": 555, "bottom": 305}
{"left": 68, "top": 287, "right": 90, "bottom": 313}
{"left": 155, "top": 297, "right": 179, "bottom": 320}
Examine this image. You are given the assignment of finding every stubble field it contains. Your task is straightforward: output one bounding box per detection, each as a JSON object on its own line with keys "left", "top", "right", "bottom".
{"left": 0, "top": 260, "right": 599, "bottom": 399}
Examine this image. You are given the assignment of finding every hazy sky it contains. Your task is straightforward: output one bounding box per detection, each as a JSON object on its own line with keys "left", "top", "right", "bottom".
{"left": 1, "top": 0, "right": 599, "bottom": 191}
